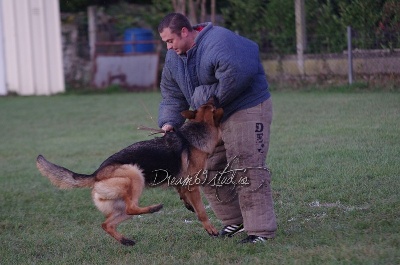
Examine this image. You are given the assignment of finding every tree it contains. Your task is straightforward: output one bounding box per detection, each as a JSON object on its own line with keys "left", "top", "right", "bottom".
{"left": 170, "top": 0, "right": 216, "bottom": 25}
{"left": 60, "top": 0, "right": 124, "bottom": 12}
{"left": 306, "top": 0, "right": 346, "bottom": 53}
{"left": 339, "top": 0, "right": 384, "bottom": 49}
{"left": 264, "top": 0, "right": 296, "bottom": 54}
{"left": 377, "top": 0, "right": 400, "bottom": 50}
{"left": 221, "top": 0, "right": 270, "bottom": 51}
{"left": 62, "top": 0, "right": 398, "bottom": 55}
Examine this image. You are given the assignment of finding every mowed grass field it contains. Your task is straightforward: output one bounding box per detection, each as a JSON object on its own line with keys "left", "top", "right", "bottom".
{"left": 0, "top": 91, "right": 399, "bottom": 264}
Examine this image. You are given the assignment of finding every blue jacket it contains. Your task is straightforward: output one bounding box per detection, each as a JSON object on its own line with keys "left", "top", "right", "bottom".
{"left": 158, "top": 22, "right": 270, "bottom": 129}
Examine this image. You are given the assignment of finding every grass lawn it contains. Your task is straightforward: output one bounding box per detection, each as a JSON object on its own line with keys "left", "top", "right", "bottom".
{"left": 0, "top": 90, "right": 399, "bottom": 264}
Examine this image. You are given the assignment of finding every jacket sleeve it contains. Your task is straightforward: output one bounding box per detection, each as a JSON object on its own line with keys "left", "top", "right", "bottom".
{"left": 191, "top": 35, "right": 260, "bottom": 109}
{"left": 158, "top": 64, "right": 189, "bottom": 129}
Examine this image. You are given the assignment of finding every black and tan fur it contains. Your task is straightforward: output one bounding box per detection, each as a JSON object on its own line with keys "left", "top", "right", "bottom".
{"left": 36, "top": 99, "right": 223, "bottom": 246}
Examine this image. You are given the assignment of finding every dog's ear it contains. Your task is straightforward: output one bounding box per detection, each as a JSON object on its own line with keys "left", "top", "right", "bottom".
{"left": 213, "top": 108, "right": 224, "bottom": 126}
{"left": 181, "top": 110, "right": 197, "bottom": 120}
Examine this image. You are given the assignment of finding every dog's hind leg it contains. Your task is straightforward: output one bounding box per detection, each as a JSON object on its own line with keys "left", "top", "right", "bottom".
{"left": 120, "top": 164, "right": 163, "bottom": 215}
{"left": 102, "top": 209, "right": 135, "bottom": 246}
{"left": 123, "top": 184, "right": 163, "bottom": 215}
{"left": 93, "top": 164, "right": 162, "bottom": 245}
{"left": 124, "top": 191, "right": 164, "bottom": 215}
{"left": 93, "top": 191, "right": 136, "bottom": 246}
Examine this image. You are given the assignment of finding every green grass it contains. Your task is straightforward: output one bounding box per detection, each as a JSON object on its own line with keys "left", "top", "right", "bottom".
{"left": 0, "top": 91, "right": 399, "bottom": 264}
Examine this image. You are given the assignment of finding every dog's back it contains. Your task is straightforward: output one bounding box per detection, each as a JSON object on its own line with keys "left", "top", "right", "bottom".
{"left": 94, "top": 120, "right": 217, "bottom": 186}
{"left": 95, "top": 131, "right": 188, "bottom": 184}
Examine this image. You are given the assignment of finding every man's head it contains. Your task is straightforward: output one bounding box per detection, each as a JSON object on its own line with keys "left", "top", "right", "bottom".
{"left": 158, "top": 13, "right": 196, "bottom": 55}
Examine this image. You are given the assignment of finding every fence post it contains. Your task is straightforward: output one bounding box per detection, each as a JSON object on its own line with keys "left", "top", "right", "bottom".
{"left": 295, "top": 0, "right": 306, "bottom": 77}
{"left": 88, "top": 6, "right": 97, "bottom": 61}
{"left": 347, "top": 26, "right": 353, "bottom": 85}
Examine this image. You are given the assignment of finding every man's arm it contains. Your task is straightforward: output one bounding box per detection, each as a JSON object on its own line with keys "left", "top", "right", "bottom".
{"left": 158, "top": 63, "right": 189, "bottom": 129}
{"left": 191, "top": 34, "right": 261, "bottom": 109}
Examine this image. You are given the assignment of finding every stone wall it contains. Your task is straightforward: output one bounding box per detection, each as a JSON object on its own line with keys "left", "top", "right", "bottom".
{"left": 263, "top": 49, "right": 400, "bottom": 85}
{"left": 61, "top": 23, "right": 92, "bottom": 87}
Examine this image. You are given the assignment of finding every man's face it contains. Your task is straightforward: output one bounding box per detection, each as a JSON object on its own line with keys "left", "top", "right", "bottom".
{"left": 160, "top": 27, "right": 191, "bottom": 55}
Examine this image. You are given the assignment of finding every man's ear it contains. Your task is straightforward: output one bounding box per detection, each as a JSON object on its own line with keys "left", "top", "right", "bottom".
{"left": 213, "top": 108, "right": 224, "bottom": 126}
{"left": 181, "top": 27, "right": 189, "bottom": 37}
{"left": 181, "top": 110, "right": 197, "bottom": 119}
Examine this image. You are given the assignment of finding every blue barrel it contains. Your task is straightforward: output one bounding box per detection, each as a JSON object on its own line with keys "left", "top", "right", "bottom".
{"left": 124, "top": 28, "right": 155, "bottom": 53}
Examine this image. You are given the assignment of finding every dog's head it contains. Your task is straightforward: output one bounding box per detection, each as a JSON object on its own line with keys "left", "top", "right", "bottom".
{"left": 181, "top": 98, "right": 224, "bottom": 127}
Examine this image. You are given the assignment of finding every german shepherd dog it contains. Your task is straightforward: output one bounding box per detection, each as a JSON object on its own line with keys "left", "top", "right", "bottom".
{"left": 36, "top": 99, "right": 223, "bottom": 246}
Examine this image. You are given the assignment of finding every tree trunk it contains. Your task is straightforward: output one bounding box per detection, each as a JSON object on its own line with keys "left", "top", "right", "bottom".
{"left": 211, "top": 0, "right": 216, "bottom": 24}
{"left": 172, "top": 0, "right": 186, "bottom": 15}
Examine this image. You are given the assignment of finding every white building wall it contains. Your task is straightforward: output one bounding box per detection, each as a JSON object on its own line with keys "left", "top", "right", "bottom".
{"left": 0, "top": 0, "right": 64, "bottom": 95}
{"left": 43, "top": 0, "right": 64, "bottom": 94}
{"left": 0, "top": 0, "right": 18, "bottom": 94}
{"left": 0, "top": 0, "right": 6, "bottom": 95}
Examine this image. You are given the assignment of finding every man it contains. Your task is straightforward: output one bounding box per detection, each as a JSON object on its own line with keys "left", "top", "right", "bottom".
{"left": 157, "top": 13, "right": 277, "bottom": 243}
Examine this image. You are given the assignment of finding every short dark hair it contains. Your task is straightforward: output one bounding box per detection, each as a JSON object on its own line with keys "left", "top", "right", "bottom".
{"left": 158, "top": 13, "right": 193, "bottom": 36}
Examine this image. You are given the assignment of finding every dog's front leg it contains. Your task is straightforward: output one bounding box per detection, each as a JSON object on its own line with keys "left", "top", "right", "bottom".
{"left": 175, "top": 186, "right": 195, "bottom": 212}
{"left": 183, "top": 186, "right": 219, "bottom": 236}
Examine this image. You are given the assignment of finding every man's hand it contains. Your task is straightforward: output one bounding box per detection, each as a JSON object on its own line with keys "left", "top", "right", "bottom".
{"left": 161, "top": 124, "right": 174, "bottom": 134}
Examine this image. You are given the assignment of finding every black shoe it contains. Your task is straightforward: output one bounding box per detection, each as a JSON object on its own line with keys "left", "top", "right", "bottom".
{"left": 240, "top": 235, "right": 268, "bottom": 244}
{"left": 219, "top": 224, "right": 244, "bottom": 237}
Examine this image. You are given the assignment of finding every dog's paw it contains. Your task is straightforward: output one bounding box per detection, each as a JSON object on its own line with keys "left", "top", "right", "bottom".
{"left": 207, "top": 229, "right": 219, "bottom": 237}
{"left": 121, "top": 238, "right": 136, "bottom": 246}
{"left": 150, "top": 204, "right": 163, "bottom": 213}
{"left": 205, "top": 224, "right": 219, "bottom": 237}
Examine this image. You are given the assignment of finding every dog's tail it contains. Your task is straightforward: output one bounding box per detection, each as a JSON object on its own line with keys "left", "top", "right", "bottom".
{"left": 36, "top": 155, "right": 95, "bottom": 189}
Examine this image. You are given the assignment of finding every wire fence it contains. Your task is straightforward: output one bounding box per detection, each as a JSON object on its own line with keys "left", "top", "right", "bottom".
{"left": 259, "top": 27, "right": 400, "bottom": 87}
{"left": 62, "top": 15, "right": 400, "bottom": 88}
